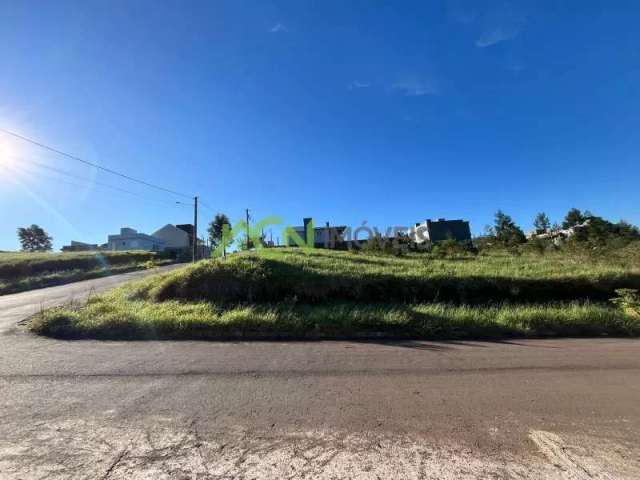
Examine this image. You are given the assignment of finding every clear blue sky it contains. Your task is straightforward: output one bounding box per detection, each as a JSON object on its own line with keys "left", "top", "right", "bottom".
{"left": 1, "top": 0, "right": 639, "bottom": 250}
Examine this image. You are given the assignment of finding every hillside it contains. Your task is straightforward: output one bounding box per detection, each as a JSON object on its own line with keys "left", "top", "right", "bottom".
{"left": 30, "top": 246, "right": 640, "bottom": 340}
{"left": 0, "top": 250, "right": 173, "bottom": 295}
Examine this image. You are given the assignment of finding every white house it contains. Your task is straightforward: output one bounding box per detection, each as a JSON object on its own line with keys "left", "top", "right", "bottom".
{"left": 107, "top": 227, "right": 165, "bottom": 252}
{"left": 152, "top": 224, "right": 191, "bottom": 249}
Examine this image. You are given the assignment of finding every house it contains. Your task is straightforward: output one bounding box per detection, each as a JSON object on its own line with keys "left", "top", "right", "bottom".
{"left": 152, "top": 223, "right": 211, "bottom": 258}
{"left": 107, "top": 227, "right": 165, "bottom": 252}
{"left": 287, "top": 218, "right": 348, "bottom": 249}
{"left": 410, "top": 218, "right": 472, "bottom": 244}
{"left": 152, "top": 224, "right": 191, "bottom": 249}
{"left": 176, "top": 224, "right": 195, "bottom": 243}
{"left": 174, "top": 224, "right": 211, "bottom": 258}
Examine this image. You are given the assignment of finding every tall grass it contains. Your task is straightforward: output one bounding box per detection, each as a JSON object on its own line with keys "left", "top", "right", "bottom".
{"left": 143, "top": 249, "right": 640, "bottom": 304}
{"left": 0, "top": 251, "right": 160, "bottom": 278}
{"left": 30, "top": 292, "right": 639, "bottom": 340}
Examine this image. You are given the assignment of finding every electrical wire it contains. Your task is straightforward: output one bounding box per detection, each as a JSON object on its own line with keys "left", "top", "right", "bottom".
{"left": 199, "top": 199, "right": 217, "bottom": 213}
{"left": 5, "top": 162, "right": 192, "bottom": 209}
{"left": 0, "top": 127, "right": 194, "bottom": 200}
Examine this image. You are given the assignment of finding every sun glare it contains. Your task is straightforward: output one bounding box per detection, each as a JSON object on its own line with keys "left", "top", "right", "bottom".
{"left": 0, "top": 138, "right": 19, "bottom": 170}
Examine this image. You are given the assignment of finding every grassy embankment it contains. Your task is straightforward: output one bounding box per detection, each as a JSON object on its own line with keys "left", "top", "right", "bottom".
{"left": 30, "top": 245, "right": 640, "bottom": 340}
{"left": 0, "top": 251, "right": 173, "bottom": 295}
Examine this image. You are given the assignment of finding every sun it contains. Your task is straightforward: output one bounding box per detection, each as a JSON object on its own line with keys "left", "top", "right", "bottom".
{"left": 0, "top": 137, "right": 19, "bottom": 169}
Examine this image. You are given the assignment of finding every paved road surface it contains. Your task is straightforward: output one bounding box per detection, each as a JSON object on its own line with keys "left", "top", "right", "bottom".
{"left": 0, "top": 269, "right": 639, "bottom": 478}
{"left": 0, "top": 264, "right": 184, "bottom": 333}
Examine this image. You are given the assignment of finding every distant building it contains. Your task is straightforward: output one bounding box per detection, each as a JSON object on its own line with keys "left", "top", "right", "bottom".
{"left": 61, "top": 240, "right": 100, "bottom": 252}
{"left": 410, "top": 218, "right": 472, "bottom": 244}
{"left": 287, "top": 218, "right": 348, "bottom": 249}
{"left": 107, "top": 227, "right": 165, "bottom": 252}
{"left": 527, "top": 219, "right": 592, "bottom": 245}
{"left": 176, "top": 224, "right": 195, "bottom": 244}
{"left": 152, "top": 224, "right": 191, "bottom": 249}
{"left": 151, "top": 223, "right": 210, "bottom": 258}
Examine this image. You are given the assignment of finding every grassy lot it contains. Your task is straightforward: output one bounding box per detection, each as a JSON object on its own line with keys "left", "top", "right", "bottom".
{"left": 0, "top": 251, "right": 174, "bottom": 295}
{"left": 146, "top": 247, "right": 640, "bottom": 304}
{"left": 30, "top": 246, "right": 640, "bottom": 340}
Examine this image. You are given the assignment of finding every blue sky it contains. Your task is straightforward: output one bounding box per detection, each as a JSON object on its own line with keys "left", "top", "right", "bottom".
{"left": 1, "top": 0, "right": 639, "bottom": 250}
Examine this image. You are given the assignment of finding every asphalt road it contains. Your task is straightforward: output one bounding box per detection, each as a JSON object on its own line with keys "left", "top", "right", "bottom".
{"left": 1, "top": 269, "right": 639, "bottom": 478}
{"left": 0, "top": 264, "right": 184, "bottom": 333}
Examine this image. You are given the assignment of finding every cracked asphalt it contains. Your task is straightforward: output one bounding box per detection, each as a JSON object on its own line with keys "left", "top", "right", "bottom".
{"left": 1, "top": 270, "right": 640, "bottom": 478}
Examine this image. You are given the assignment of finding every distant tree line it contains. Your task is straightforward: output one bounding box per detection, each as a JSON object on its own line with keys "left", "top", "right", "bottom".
{"left": 478, "top": 208, "right": 640, "bottom": 252}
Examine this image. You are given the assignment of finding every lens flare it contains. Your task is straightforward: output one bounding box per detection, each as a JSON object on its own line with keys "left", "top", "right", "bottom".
{"left": 0, "top": 137, "right": 18, "bottom": 169}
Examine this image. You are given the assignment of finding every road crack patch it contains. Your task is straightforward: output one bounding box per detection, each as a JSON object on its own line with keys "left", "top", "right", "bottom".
{"left": 99, "top": 447, "right": 128, "bottom": 480}
{"left": 529, "top": 430, "right": 615, "bottom": 480}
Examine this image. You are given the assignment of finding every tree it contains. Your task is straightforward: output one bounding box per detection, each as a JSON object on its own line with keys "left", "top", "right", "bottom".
{"left": 494, "top": 210, "right": 526, "bottom": 246}
{"left": 615, "top": 220, "right": 640, "bottom": 240}
{"left": 533, "top": 212, "right": 551, "bottom": 232}
{"left": 572, "top": 216, "right": 640, "bottom": 246}
{"left": 562, "top": 208, "right": 586, "bottom": 229}
{"left": 17, "top": 224, "right": 53, "bottom": 252}
{"left": 207, "top": 213, "right": 231, "bottom": 256}
{"left": 482, "top": 224, "right": 496, "bottom": 237}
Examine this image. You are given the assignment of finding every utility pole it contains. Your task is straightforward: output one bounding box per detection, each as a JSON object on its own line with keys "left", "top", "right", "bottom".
{"left": 193, "top": 196, "right": 198, "bottom": 262}
{"left": 245, "top": 208, "right": 250, "bottom": 250}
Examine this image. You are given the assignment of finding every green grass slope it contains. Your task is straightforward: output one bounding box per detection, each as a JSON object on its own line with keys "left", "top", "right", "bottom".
{"left": 146, "top": 248, "right": 640, "bottom": 304}
{"left": 0, "top": 250, "right": 172, "bottom": 295}
{"left": 29, "top": 247, "right": 640, "bottom": 340}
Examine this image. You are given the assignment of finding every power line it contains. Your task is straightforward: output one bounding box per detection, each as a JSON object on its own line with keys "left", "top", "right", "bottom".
{"left": 0, "top": 127, "right": 194, "bottom": 200}
{"left": 5, "top": 162, "right": 193, "bottom": 209}
{"left": 17, "top": 159, "right": 150, "bottom": 196}
{"left": 199, "top": 199, "right": 217, "bottom": 213}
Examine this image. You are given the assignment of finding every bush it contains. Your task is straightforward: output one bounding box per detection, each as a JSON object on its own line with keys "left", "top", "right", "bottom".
{"left": 431, "top": 240, "right": 476, "bottom": 258}
{"left": 143, "top": 260, "right": 156, "bottom": 269}
{"left": 610, "top": 289, "right": 640, "bottom": 317}
{"left": 617, "top": 242, "right": 640, "bottom": 266}
{"left": 522, "top": 238, "right": 554, "bottom": 256}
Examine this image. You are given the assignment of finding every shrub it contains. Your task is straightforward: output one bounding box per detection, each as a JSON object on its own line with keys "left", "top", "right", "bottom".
{"left": 143, "top": 260, "right": 156, "bottom": 269}
{"left": 522, "top": 237, "right": 553, "bottom": 256}
{"left": 431, "top": 240, "right": 476, "bottom": 258}
{"left": 610, "top": 289, "right": 640, "bottom": 317}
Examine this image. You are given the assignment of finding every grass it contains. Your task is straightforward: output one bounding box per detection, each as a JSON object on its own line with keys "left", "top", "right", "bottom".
{"left": 30, "top": 290, "right": 638, "bottom": 340}
{"left": 0, "top": 250, "right": 174, "bottom": 295}
{"left": 28, "top": 246, "right": 640, "bottom": 340}
{"left": 144, "top": 248, "right": 640, "bottom": 304}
